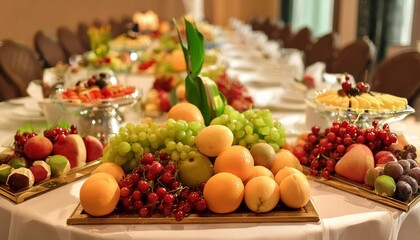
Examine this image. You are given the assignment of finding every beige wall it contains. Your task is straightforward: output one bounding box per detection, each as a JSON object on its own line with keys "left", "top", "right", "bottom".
{"left": 0, "top": 0, "right": 186, "bottom": 49}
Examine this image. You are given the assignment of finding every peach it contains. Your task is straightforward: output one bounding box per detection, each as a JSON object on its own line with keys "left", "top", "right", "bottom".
{"left": 280, "top": 173, "right": 310, "bottom": 208}
{"left": 53, "top": 134, "right": 87, "bottom": 168}
{"left": 23, "top": 135, "right": 53, "bottom": 160}
{"left": 79, "top": 172, "right": 120, "bottom": 216}
{"left": 335, "top": 144, "right": 374, "bottom": 183}
{"left": 244, "top": 176, "right": 279, "bottom": 213}
{"left": 83, "top": 135, "right": 104, "bottom": 162}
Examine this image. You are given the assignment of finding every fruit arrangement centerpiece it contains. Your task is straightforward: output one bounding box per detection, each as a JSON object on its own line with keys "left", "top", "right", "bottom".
{"left": 292, "top": 118, "right": 420, "bottom": 211}
{"left": 306, "top": 75, "right": 415, "bottom": 128}
{"left": 52, "top": 73, "right": 141, "bottom": 143}
{"left": 72, "top": 19, "right": 317, "bottom": 223}
{"left": 0, "top": 124, "right": 104, "bottom": 203}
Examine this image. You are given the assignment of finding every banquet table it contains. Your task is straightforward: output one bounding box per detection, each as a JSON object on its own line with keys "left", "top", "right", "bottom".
{"left": 0, "top": 97, "right": 419, "bottom": 240}
{"left": 1, "top": 18, "right": 420, "bottom": 240}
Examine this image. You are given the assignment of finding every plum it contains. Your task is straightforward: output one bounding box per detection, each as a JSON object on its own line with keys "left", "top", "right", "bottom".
{"left": 398, "top": 175, "right": 418, "bottom": 194}
{"left": 395, "top": 181, "right": 412, "bottom": 201}
{"left": 408, "top": 167, "right": 420, "bottom": 185}
{"left": 384, "top": 161, "right": 404, "bottom": 181}
{"left": 407, "top": 159, "right": 419, "bottom": 169}
{"left": 398, "top": 160, "right": 411, "bottom": 175}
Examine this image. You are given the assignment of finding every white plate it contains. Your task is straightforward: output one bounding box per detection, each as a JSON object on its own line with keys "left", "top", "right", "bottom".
{"left": 6, "top": 97, "right": 32, "bottom": 105}
{"left": 11, "top": 106, "right": 45, "bottom": 121}
{"left": 249, "top": 87, "right": 306, "bottom": 111}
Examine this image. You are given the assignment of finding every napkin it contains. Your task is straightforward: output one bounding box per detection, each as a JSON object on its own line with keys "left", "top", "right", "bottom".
{"left": 305, "top": 62, "right": 326, "bottom": 88}
{"left": 26, "top": 80, "right": 44, "bottom": 101}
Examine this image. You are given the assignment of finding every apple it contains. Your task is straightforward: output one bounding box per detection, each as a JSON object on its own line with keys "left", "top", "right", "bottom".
{"left": 83, "top": 135, "right": 104, "bottom": 162}
{"left": 0, "top": 164, "right": 13, "bottom": 184}
{"left": 53, "top": 134, "right": 87, "bottom": 168}
{"left": 23, "top": 135, "right": 53, "bottom": 160}
{"left": 335, "top": 144, "right": 374, "bottom": 183}
{"left": 46, "top": 155, "right": 70, "bottom": 177}
{"left": 374, "top": 151, "right": 397, "bottom": 166}
{"left": 177, "top": 153, "right": 214, "bottom": 188}
{"left": 29, "top": 161, "right": 51, "bottom": 183}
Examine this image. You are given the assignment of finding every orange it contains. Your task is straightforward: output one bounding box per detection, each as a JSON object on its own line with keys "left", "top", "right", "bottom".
{"left": 170, "top": 49, "right": 187, "bottom": 72}
{"left": 203, "top": 172, "right": 244, "bottom": 213}
{"left": 91, "top": 162, "right": 125, "bottom": 183}
{"left": 167, "top": 102, "right": 204, "bottom": 124}
{"left": 244, "top": 176, "right": 280, "bottom": 213}
{"left": 195, "top": 125, "right": 234, "bottom": 157}
{"left": 79, "top": 172, "right": 120, "bottom": 216}
{"left": 244, "top": 165, "right": 274, "bottom": 184}
{"left": 214, "top": 145, "right": 254, "bottom": 181}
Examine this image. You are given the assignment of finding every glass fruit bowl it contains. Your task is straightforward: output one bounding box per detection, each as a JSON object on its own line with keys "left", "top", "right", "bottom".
{"left": 51, "top": 89, "right": 141, "bottom": 143}
{"left": 305, "top": 89, "right": 415, "bottom": 129}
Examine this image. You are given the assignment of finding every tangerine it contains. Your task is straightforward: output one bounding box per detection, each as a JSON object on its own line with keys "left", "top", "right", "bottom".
{"left": 203, "top": 172, "right": 244, "bottom": 213}
{"left": 167, "top": 102, "right": 204, "bottom": 124}
{"left": 214, "top": 145, "right": 254, "bottom": 181}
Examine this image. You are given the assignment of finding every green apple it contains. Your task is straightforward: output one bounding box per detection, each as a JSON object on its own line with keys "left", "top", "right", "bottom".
{"left": 177, "top": 153, "right": 214, "bottom": 188}
{"left": 46, "top": 155, "right": 70, "bottom": 177}
{"left": 8, "top": 157, "right": 27, "bottom": 169}
{"left": 0, "top": 164, "right": 12, "bottom": 184}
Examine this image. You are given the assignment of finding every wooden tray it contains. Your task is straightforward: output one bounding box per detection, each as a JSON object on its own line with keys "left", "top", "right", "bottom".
{"left": 67, "top": 200, "right": 319, "bottom": 225}
{"left": 304, "top": 168, "right": 420, "bottom": 212}
{"left": 0, "top": 160, "right": 100, "bottom": 204}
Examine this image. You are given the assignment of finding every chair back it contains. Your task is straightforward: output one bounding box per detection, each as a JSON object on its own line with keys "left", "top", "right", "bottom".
{"left": 277, "top": 24, "right": 292, "bottom": 48}
{"left": 285, "top": 27, "right": 313, "bottom": 53}
{"left": 34, "top": 30, "right": 67, "bottom": 67}
{"left": 77, "top": 23, "right": 91, "bottom": 50}
{"left": 0, "top": 40, "right": 43, "bottom": 96}
{"left": 370, "top": 51, "right": 420, "bottom": 104}
{"left": 305, "top": 32, "right": 337, "bottom": 67}
{"left": 0, "top": 70, "right": 20, "bottom": 101}
{"left": 57, "top": 26, "right": 88, "bottom": 58}
{"left": 328, "top": 38, "right": 374, "bottom": 82}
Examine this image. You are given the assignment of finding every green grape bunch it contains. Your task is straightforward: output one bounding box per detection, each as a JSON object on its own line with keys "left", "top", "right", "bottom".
{"left": 103, "top": 106, "right": 287, "bottom": 172}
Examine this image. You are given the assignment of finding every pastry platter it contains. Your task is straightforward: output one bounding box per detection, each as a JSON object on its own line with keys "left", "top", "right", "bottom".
{"left": 67, "top": 200, "right": 319, "bottom": 225}
{"left": 0, "top": 160, "right": 100, "bottom": 204}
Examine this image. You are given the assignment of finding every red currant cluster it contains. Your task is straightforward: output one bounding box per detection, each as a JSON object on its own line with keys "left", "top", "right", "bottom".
{"left": 339, "top": 74, "right": 369, "bottom": 96}
{"left": 13, "top": 132, "right": 38, "bottom": 155}
{"left": 294, "top": 120, "right": 398, "bottom": 179}
{"left": 43, "top": 125, "right": 78, "bottom": 144}
{"left": 117, "top": 152, "right": 207, "bottom": 221}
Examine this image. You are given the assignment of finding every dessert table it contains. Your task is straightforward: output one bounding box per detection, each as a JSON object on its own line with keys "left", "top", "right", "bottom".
{"left": 0, "top": 98, "right": 419, "bottom": 240}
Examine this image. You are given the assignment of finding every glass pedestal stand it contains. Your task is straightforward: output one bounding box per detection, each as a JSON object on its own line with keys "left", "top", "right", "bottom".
{"left": 78, "top": 106, "right": 123, "bottom": 144}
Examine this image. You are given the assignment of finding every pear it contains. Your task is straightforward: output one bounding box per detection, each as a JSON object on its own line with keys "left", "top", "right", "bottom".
{"left": 177, "top": 153, "right": 214, "bottom": 188}
{"left": 335, "top": 144, "right": 374, "bottom": 183}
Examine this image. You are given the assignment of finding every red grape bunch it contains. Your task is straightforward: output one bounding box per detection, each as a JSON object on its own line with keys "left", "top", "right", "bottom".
{"left": 117, "top": 152, "right": 207, "bottom": 221}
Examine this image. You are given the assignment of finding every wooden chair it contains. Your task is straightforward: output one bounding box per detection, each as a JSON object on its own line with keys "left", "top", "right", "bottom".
{"left": 327, "top": 37, "right": 374, "bottom": 82}
{"left": 109, "top": 18, "right": 126, "bottom": 38}
{"left": 0, "top": 70, "right": 20, "bottom": 101}
{"left": 285, "top": 27, "right": 313, "bottom": 54}
{"left": 305, "top": 32, "right": 337, "bottom": 67}
{"left": 276, "top": 24, "right": 292, "bottom": 48}
{"left": 370, "top": 51, "right": 420, "bottom": 105}
{"left": 77, "top": 22, "right": 91, "bottom": 51}
{"left": 34, "top": 30, "right": 68, "bottom": 67}
{"left": 0, "top": 40, "right": 43, "bottom": 97}
{"left": 57, "top": 26, "right": 88, "bottom": 58}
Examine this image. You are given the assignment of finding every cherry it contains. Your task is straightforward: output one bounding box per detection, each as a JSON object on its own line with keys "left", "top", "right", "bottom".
{"left": 356, "top": 82, "right": 369, "bottom": 92}
{"left": 341, "top": 80, "right": 352, "bottom": 92}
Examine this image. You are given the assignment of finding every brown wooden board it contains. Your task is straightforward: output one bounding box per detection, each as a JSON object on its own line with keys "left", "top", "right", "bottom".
{"left": 0, "top": 160, "right": 100, "bottom": 204}
{"left": 67, "top": 200, "right": 319, "bottom": 225}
